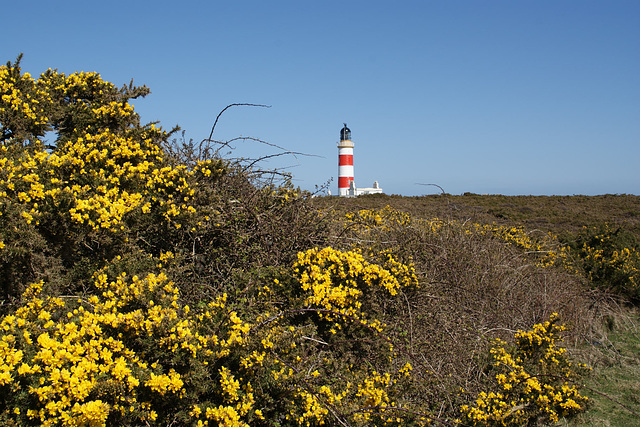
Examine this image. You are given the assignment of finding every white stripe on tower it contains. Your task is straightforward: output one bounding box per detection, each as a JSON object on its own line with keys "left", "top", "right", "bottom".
{"left": 338, "top": 123, "right": 354, "bottom": 196}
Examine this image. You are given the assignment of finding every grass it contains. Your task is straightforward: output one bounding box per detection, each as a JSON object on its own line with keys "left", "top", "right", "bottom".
{"left": 571, "top": 309, "right": 640, "bottom": 426}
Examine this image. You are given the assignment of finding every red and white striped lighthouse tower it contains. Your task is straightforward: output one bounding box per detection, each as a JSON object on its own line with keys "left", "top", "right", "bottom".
{"left": 338, "top": 123, "right": 355, "bottom": 196}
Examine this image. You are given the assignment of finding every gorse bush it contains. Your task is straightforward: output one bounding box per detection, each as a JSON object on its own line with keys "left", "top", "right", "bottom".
{"left": 0, "top": 57, "right": 429, "bottom": 425}
{"left": 248, "top": 247, "right": 423, "bottom": 425}
{"left": 0, "top": 56, "right": 324, "bottom": 304}
{"left": 330, "top": 206, "right": 597, "bottom": 418}
{"left": 0, "top": 54, "right": 190, "bottom": 299}
{"left": 563, "top": 224, "right": 640, "bottom": 301}
{"left": 461, "top": 314, "right": 589, "bottom": 426}
{"left": 0, "top": 56, "right": 615, "bottom": 425}
{"left": 0, "top": 249, "right": 426, "bottom": 426}
{"left": 0, "top": 252, "right": 588, "bottom": 426}
{"left": 0, "top": 271, "right": 255, "bottom": 425}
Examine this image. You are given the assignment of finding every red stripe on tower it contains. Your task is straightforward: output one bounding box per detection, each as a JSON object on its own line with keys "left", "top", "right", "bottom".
{"left": 338, "top": 155, "right": 353, "bottom": 166}
{"left": 338, "top": 176, "right": 353, "bottom": 188}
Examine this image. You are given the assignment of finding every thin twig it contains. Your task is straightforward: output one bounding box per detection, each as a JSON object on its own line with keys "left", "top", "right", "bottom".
{"left": 207, "top": 103, "right": 270, "bottom": 142}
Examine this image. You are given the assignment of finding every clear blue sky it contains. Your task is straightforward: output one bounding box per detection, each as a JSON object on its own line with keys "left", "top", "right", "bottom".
{"left": 3, "top": 0, "right": 639, "bottom": 196}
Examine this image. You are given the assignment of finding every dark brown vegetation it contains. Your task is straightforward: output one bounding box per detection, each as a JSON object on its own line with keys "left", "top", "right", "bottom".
{"left": 312, "top": 193, "right": 640, "bottom": 237}
{"left": 313, "top": 193, "right": 640, "bottom": 426}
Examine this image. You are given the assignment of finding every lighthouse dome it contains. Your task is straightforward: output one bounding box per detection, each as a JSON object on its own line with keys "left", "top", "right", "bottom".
{"left": 340, "top": 123, "right": 351, "bottom": 141}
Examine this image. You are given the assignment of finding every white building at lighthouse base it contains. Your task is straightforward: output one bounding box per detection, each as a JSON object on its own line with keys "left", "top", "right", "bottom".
{"left": 342, "top": 180, "right": 383, "bottom": 197}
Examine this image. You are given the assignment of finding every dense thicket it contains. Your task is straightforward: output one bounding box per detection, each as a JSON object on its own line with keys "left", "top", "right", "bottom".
{"left": 2, "top": 56, "right": 636, "bottom": 426}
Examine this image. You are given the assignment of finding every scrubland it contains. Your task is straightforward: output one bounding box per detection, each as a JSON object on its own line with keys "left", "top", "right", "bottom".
{"left": 1, "top": 56, "right": 639, "bottom": 426}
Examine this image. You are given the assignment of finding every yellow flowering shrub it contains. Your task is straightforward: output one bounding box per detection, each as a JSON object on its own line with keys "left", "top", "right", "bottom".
{"left": 0, "top": 125, "right": 197, "bottom": 231}
{"left": 344, "top": 205, "right": 412, "bottom": 233}
{"left": 0, "top": 56, "right": 51, "bottom": 142}
{"left": 470, "top": 224, "right": 568, "bottom": 268}
{"left": 326, "top": 204, "right": 600, "bottom": 425}
{"left": 343, "top": 207, "right": 568, "bottom": 273}
{"left": 461, "top": 314, "right": 588, "bottom": 426}
{"left": 0, "top": 57, "right": 233, "bottom": 299}
{"left": 565, "top": 224, "right": 640, "bottom": 300}
{"left": 239, "top": 247, "right": 424, "bottom": 425}
{"left": 0, "top": 247, "right": 428, "bottom": 426}
{"left": 1, "top": 55, "right": 158, "bottom": 148}
{"left": 345, "top": 206, "right": 569, "bottom": 267}
{"left": 293, "top": 247, "right": 417, "bottom": 319}
{"left": 0, "top": 270, "right": 260, "bottom": 426}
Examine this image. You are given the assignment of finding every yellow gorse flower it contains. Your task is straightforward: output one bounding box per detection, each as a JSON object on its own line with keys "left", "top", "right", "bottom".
{"left": 292, "top": 247, "right": 417, "bottom": 330}
{"left": 461, "top": 314, "right": 588, "bottom": 426}
{"left": 0, "top": 271, "right": 254, "bottom": 426}
{"left": 0, "top": 128, "right": 202, "bottom": 232}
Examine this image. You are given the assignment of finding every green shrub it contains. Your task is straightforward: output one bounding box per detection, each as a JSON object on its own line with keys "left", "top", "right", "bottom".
{"left": 565, "top": 224, "right": 640, "bottom": 300}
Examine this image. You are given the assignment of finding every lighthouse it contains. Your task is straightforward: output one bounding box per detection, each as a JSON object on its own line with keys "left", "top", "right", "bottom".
{"left": 337, "top": 123, "right": 355, "bottom": 196}
{"left": 336, "top": 123, "right": 384, "bottom": 197}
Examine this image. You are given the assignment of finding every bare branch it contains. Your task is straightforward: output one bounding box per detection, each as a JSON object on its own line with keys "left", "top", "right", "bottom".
{"left": 415, "top": 183, "right": 446, "bottom": 195}
{"left": 207, "top": 103, "right": 270, "bottom": 142}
